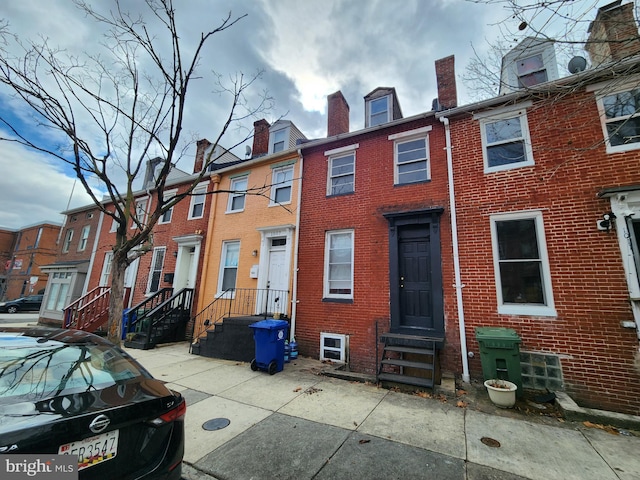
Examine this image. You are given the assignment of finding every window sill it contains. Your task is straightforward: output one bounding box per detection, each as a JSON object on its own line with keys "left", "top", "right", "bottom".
{"left": 268, "top": 201, "right": 292, "bottom": 207}
{"left": 485, "top": 160, "right": 534, "bottom": 174}
{"left": 326, "top": 192, "right": 355, "bottom": 198}
{"left": 394, "top": 179, "right": 431, "bottom": 187}
{"left": 498, "top": 304, "right": 557, "bottom": 317}
{"left": 605, "top": 142, "right": 640, "bottom": 154}
{"left": 188, "top": 215, "right": 205, "bottom": 220}
{"left": 322, "top": 297, "right": 353, "bottom": 304}
{"left": 224, "top": 209, "right": 244, "bottom": 215}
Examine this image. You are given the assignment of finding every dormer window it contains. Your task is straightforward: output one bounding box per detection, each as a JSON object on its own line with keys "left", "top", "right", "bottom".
{"left": 368, "top": 96, "right": 390, "bottom": 127}
{"left": 272, "top": 129, "right": 286, "bottom": 152}
{"left": 517, "top": 54, "right": 548, "bottom": 88}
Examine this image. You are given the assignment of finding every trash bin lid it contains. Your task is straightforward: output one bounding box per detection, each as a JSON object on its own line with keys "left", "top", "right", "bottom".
{"left": 249, "top": 319, "right": 289, "bottom": 330}
{"left": 474, "top": 326, "right": 520, "bottom": 341}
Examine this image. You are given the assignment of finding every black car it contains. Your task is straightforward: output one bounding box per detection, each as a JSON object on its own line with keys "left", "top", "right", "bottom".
{"left": 0, "top": 327, "right": 185, "bottom": 479}
{"left": 0, "top": 294, "right": 44, "bottom": 313}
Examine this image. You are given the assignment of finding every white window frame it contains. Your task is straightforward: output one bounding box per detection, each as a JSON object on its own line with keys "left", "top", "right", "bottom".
{"left": 227, "top": 175, "right": 248, "bottom": 213}
{"left": 62, "top": 229, "right": 73, "bottom": 253}
{"left": 270, "top": 165, "right": 294, "bottom": 206}
{"left": 100, "top": 252, "right": 113, "bottom": 286}
{"left": 389, "top": 126, "right": 432, "bottom": 185}
{"left": 188, "top": 182, "right": 208, "bottom": 220}
{"left": 516, "top": 53, "right": 548, "bottom": 88}
{"left": 131, "top": 197, "right": 148, "bottom": 229}
{"left": 368, "top": 95, "right": 390, "bottom": 127}
{"left": 269, "top": 127, "right": 289, "bottom": 154}
{"left": 475, "top": 103, "right": 534, "bottom": 173}
{"left": 218, "top": 240, "right": 240, "bottom": 295}
{"left": 320, "top": 332, "right": 347, "bottom": 363}
{"left": 325, "top": 144, "right": 358, "bottom": 196}
{"left": 490, "top": 211, "right": 556, "bottom": 317}
{"left": 77, "top": 225, "right": 90, "bottom": 252}
{"left": 146, "top": 246, "right": 166, "bottom": 294}
{"left": 593, "top": 81, "right": 640, "bottom": 154}
{"left": 324, "top": 229, "right": 354, "bottom": 300}
{"left": 159, "top": 189, "right": 177, "bottom": 224}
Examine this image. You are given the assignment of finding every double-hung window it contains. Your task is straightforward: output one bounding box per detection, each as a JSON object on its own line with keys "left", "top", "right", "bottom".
{"left": 270, "top": 165, "right": 293, "bottom": 205}
{"left": 517, "top": 54, "right": 548, "bottom": 88}
{"left": 326, "top": 144, "right": 357, "bottom": 196}
{"left": 390, "top": 126, "right": 432, "bottom": 185}
{"left": 159, "top": 189, "right": 177, "bottom": 224}
{"left": 219, "top": 241, "right": 240, "bottom": 292}
{"left": 188, "top": 183, "right": 207, "bottom": 219}
{"left": 227, "top": 175, "right": 248, "bottom": 212}
{"left": 596, "top": 86, "right": 640, "bottom": 153}
{"left": 132, "top": 198, "right": 148, "bottom": 229}
{"left": 147, "top": 247, "right": 166, "bottom": 293}
{"left": 271, "top": 129, "right": 286, "bottom": 153}
{"left": 490, "top": 211, "right": 555, "bottom": 316}
{"left": 368, "top": 95, "right": 390, "bottom": 127}
{"left": 100, "top": 252, "right": 113, "bottom": 286}
{"left": 62, "top": 229, "right": 73, "bottom": 253}
{"left": 77, "top": 225, "right": 90, "bottom": 252}
{"left": 324, "top": 230, "right": 354, "bottom": 300}
{"left": 476, "top": 104, "right": 534, "bottom": 173}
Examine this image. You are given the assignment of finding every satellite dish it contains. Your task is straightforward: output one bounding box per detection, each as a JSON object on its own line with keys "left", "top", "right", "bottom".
{"left": 245, "top": 145, "right": 252, "bottom": 157}
{"left": 568, "top": 56, "right": 587, "bottom": 74}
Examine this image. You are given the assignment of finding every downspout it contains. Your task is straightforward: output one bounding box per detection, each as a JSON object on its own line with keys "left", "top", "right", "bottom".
{"left": 440, "top": 116, "right": 470, "bottom": 383}
{"left": 289, "top": 150, "right": 304, "bottom": 340}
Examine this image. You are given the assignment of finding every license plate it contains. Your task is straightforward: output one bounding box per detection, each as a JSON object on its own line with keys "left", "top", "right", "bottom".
{"left": 59, "top": 429, "right": 119, "bottom": 470}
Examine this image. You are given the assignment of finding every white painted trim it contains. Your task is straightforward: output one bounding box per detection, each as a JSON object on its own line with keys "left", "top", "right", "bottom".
{"left": 324, "top": 143, "right": 359, "bottom": 157}
{"left": 388, "top": 125, "right": 432, "bottom": 140}
{"left": 473, "top": 101, "right": 533, "bottom": 120}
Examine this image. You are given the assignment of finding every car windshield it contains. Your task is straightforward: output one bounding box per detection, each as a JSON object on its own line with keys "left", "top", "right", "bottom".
{"left": 0, "top": 340, "right": 146, "bottom": 405}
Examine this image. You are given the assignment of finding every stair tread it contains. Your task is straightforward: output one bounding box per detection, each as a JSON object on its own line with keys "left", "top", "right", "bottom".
{"left": 378, "top": 373, "right": 434, "bottom": 388}
{"left": 381, "top": 358, "right": 434, "bottom": 370}
{"left": 383, "top": 345, "right": 435, "bottom": 355}
{"left": 380, "top": 332, "right": 444, "bottom": 342}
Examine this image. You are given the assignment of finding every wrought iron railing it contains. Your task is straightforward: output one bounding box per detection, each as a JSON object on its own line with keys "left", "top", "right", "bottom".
{"left": 190, "top": 287, "right": 290, "bottom": 346}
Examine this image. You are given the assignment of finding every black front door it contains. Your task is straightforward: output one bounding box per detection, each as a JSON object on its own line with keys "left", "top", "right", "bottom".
{"left": 385, "top": 209, "right": 444, "bottom": 338}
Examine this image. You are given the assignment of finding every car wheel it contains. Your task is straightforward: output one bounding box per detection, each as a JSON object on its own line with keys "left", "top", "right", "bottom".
{"left": 7, "top": 306, "right": 18, "bottom": 314}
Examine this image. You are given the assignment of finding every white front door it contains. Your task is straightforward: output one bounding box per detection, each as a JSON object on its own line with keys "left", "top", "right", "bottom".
{"left": 174, "top": 244, "right": 200, "bottom": 291}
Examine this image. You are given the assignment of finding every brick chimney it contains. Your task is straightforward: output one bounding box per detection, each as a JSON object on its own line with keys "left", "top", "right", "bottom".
{"left": 586, "top": 0, "right": 640, "bottom": 66}
{"left": 327, "top": 91, "right": 350, "bottom": 137}
{"left": 435, "top": 55, "right": 457, "bottom": 110}
{"left": 193, "top": 138, "right": 212, "bottom": 173}
{"left": 252, "top": 119, "right": 270, "bottom": 157}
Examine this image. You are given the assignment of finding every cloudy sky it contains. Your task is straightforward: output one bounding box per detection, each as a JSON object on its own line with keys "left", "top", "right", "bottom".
{"left": 0, "top": 0, "right": 604, "bottom": 230}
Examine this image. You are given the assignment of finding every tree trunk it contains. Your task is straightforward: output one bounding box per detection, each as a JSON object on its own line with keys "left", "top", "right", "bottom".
{"left": 107, "top": 251, "right": 128, "bottom": 346}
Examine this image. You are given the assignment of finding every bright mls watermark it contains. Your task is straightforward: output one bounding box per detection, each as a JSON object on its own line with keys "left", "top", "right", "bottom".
{"left": 2, "top": 455, "right": 77, "bottom": 480}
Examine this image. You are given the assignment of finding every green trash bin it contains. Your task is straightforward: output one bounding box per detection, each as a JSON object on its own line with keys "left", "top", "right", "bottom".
{"left": 475, "top": 327, "right": 523, "bottom": 397}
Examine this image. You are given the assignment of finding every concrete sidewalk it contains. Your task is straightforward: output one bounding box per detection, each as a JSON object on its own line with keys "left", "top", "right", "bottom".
{"left": 125, "top": 342, "right": 640, "bottom": 480}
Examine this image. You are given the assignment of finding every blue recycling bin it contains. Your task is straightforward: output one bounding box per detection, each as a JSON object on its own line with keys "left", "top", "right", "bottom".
{"left": 121, "top": 308, "right": 137, "bottom": 340}
{"left": 249, "top": 319, "right": 289, "bottom": 375}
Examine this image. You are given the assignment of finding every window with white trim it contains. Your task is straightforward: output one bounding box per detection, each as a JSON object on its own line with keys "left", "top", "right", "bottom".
{"left": 99, "top": 252, "right": 113, "bottom": 286}
{"left": 188, "top": 183, "right": 207, "bottom": 219}
{"left": 270, "top": 129, "right": 287, "bottom": 153}
{"left": 219, "top": 241, "right": 240, "bottom": 292}
{"left": 147, "top": 247, "right": 165, "bottom": 293}
{"left": 516, "top": 53, "right": 548, "bottom": 88}
{"left": 159, "top": 189, "right": 177, "bottom": 224}
{"left": 324, "top": 230, "right": 354, "bottom": 299}
{"left": 320, "top": 333, "right": 347, "bottom": 363}
{"left": 132, "top": 198, "right": 148, "bottom": 228}
{"left": 45, "top": 272, "right": 73, "bottom": 311}
{"left": 368, "top": 95, "right": 390, "bottom": 127}
{"left": 77, "top": 225, "right": 90, "bottom": 252}
{"left": 270, "top": 165, "right": 293, "bottom": 205}
{"left": 490, "top": 212, "right": 556, "bottom": 316}
{"left": 597, "top": 86, "right": 640, "bottom": 153}
{"left": 478, "top": 107, "right": 534, "bottom": 172}
{"left": 227, "top": 176, "right": 248, "bottom": 212}
{"left": 328, "top": 153, "right": 355, "bottom": 196}
{"left": 62, "top": 229, "right": 73, "bottom": 253}
{"left": 390, "top": 127, "right": 432, "bottom": 185}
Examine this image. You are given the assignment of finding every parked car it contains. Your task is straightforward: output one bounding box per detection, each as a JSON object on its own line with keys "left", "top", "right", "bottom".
{"left": 0, "top": 327, "right": 185, "bottom": 479}
{"left": 0, "top": 294, "right": 44, "bottom": 313}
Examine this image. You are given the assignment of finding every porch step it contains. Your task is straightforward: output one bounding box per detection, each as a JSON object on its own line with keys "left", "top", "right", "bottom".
{"left": 381, "top": 358, "right": 435, "bottom": 370}
{"left": 377, "top": 373, "right": 434, "bottom": 389}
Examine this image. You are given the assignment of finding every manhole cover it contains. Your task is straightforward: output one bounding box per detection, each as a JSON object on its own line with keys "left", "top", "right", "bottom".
{"left": 480, "top": 437, "right": 501, "bottom": 448}
{"left": 202, "top": 418, "right": 230, "bottom": 431}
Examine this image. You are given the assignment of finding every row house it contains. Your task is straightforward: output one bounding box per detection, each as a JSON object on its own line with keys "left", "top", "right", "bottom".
{"left": 291, "top": 0, "right": 640, "bottom": 415}
{"left": 191, "top": 119, "right": 305, "bottom": 359}
{"left": 1, "top": 222, "right": 60, "bottom": 301}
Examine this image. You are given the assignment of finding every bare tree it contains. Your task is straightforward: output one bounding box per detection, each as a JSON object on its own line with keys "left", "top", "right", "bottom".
{"left": 0, "top": 0, "right": 270, "bottom": 344}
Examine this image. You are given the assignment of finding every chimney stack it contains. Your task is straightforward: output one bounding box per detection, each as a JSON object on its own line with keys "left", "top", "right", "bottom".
{"left": 193, "top": 138, "right": 212, "bottom": 173}
{"left": 327, "top": 91, "right": 350, "bottom": 137}
{"left": 586, "top": 0, "right": 640, "bottom": 66}
{"left": 435, "top": 55, "right": 457, "bottom": 110}
{"left": 252, "top": 119, "right": 270, "bottom": 157}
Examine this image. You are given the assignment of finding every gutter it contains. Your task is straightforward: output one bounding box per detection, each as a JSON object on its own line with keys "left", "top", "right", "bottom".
{"left": 440, "top": 116, "right": 470, "bottom": 383}
{"left": 289, "top": 149, "right": 304, "bottom": 341}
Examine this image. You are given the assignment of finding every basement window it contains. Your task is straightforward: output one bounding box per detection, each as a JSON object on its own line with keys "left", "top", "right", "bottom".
{"left": 320, "top": 333, "right": 347, "bottom": 363}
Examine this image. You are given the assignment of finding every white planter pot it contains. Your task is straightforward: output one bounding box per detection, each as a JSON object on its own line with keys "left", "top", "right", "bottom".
{"left": 484, "top": 379, "right": 517, "bottom": 408}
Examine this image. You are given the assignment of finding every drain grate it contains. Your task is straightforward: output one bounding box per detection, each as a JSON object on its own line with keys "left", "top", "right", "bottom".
{"left": 202, "top": 418, "right": 231, "bottom": 431}
{"left": 480, "top": 437, "right": 501, "bottom": 448}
